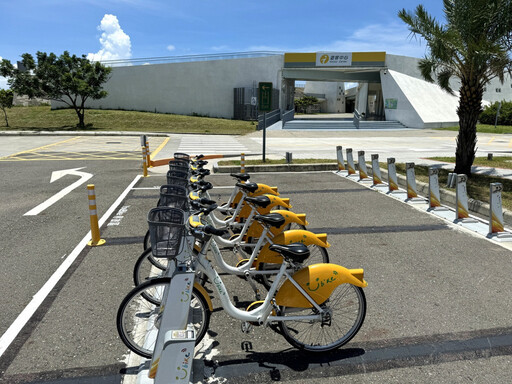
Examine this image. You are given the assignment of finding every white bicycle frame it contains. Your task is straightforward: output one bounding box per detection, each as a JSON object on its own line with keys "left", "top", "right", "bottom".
{"left": 192, "top": 234, "right": 324, "bottom": 325}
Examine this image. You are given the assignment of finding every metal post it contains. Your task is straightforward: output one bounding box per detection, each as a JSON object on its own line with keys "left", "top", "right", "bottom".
{"left": 262, "top": 112, "right": 266, "bottom": 163}
{"left": 357, "top": 151, "right": 369, "bottom": 180}
{"left": 405, "top": 162, "right": 418, "bottom": 199}
{"left": 489, "top": 183, "right": 505, "bottom": 233}
{"left": 87, "top": 184, "right": 105, "bottom": 246}
{"left": 142, "top": 146, "right": 148, "bottom": 177}
{"left": 346, "top": 148, "right": 356, "bottom": 175}
{"left": 455, "top": 174, "right": 470, "bottom": 220}
{"left": 146, "top": 140, "right": 151, "bottom": 168}
{"left": 240, "top": 153, "right": 245, "bottom": 173}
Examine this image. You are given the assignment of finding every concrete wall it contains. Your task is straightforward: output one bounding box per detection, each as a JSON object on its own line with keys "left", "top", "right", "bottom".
{"left": 381, "top": 69, "right": 459, "bottom": 128}
{"left": 303, "top": 81, "right": 345, "bottom": 112}
{"left": 53, "top": 55, "right": 284, "bottom": 119}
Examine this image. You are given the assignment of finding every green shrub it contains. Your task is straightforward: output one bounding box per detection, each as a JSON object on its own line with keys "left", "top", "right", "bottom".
{"left": 480, "top": 101, "right": 512, "bottom": 125}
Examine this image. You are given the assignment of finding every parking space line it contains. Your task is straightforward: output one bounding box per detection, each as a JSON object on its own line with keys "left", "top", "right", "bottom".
{"left": 150, "top": 137, "right": 170, "bottom": 160}
{"left": 2, "top": 136, "right": 82, "bottom": 159}
{"left": 0, "top": 174, "right": 142, "bottom": 359}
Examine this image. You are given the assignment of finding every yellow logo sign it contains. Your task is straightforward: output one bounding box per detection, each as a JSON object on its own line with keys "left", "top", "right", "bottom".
{"left": 320, "top": 54, "right": 329, "bottom": 64}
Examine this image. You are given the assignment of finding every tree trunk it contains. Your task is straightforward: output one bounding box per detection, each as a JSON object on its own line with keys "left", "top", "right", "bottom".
{"left": 454, "top": 76, "right": 482, "bottom": 176}
{"left": 74, "top": 107, "right": 85, "bottom": 128}
{"left": 1, "top": 107, "right": 8, "bottom": 127}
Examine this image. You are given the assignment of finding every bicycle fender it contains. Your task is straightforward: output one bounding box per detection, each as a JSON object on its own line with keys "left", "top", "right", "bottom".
{"left": 194, "top": 282, "right": 213, "bottom": 311}
{"left": 231, "top": 184, "right": 280, "bottom": 208}
{"left": 256, "top": 230, "right": 330, "bottom": 265}
{"left": 237, "top": 195, "right": 292, "bottom": 221}
{"left": 245, "top": 210, "right": 308, "bottom": 238}
{"left": 275, "top": 264, "right": 367, "bottom": 308}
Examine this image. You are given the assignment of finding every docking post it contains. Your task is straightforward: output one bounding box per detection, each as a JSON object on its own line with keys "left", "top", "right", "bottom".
{"left": 358, "top": 151, "right": 369, "bottom": 180}
{"left": 346, "top": 148, "right": 356, "bottom": 175}
{"left": 428, "top": 167, "right": 443, "bottom": 209}
{"left": 371, "top": 154, "right": 383, "bottom": 185}
{"left": 87, "top": 185, "right": 105, "bottom": 246}
{"left": 336, "top": 146, "right": 346, "bottom": 172}
{"left": 487, "top": 183, "right": 512, "bottom": 241}
{"left": 405, "top": 162, "right": 419, "bottom": 199}
{"left": 455, "top": 174, "right": 470, "bottom": 220}
{"left": 387, "top": 158, "right": 399, "bottom": 192}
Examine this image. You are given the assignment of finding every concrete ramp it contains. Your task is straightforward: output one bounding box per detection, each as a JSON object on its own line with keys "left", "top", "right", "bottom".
{"left": 283, "top": 119, "right": 406, "bottom": 130}
{"left": 381, "top": 70, "right": 459, "bottom": 128}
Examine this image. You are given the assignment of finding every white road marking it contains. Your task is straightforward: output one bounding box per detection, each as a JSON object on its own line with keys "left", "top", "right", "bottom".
{"left": 0, "top": 175, "right": 142, "bottom": 358}
{"left": 24, "top": 167, "right": 93, "bottom": 216}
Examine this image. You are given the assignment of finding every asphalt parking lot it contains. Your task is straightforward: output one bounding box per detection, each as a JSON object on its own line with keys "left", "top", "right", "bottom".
{"left": 1, "top": 134, "right": 511, "bottom": 383}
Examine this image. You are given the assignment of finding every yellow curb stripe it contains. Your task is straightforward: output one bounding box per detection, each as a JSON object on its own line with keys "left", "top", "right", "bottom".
{"left": 150, "top": 137, "right": 169, "bottom": 160}
{"left": 4, "top": 136, "right": 82, "bottom": 158}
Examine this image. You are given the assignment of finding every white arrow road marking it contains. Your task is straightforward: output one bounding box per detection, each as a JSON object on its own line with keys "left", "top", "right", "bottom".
{"left": 24, "top": 167, "right": 93, "bottom": 216}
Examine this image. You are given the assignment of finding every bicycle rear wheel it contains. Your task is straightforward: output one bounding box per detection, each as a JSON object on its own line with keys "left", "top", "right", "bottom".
{"left": 117, "top": 277, "right": 211, "bottom": 358}
{"left": 279, "top": 284, "right": 366, "bottom": 352}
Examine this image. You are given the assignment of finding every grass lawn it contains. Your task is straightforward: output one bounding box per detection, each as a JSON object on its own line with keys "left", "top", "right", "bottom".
{"left": 428, "top": 156, "right": 512, "bottom": 170}
{"left": 385, "top": 162, "right": 512, "bottom": 211}
{"left": 2, "top": 106, "right": 257, "bottom": 135}
{"left": 436, "top": 124, "right": 512, "bottom": 134}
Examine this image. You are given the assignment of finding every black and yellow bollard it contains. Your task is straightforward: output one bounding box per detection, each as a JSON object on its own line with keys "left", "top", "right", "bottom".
{"left": 142, "top": 146, "right": 148, "bottom": 177}
{"left": 87, "top": 184, "right": 106, "bottom": 246}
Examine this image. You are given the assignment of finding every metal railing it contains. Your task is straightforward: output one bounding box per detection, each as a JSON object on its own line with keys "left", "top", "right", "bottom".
{"left": 282, "top": 109, "right": 295, "bottom": 124}
{"left": 98, "top": 51, "right": 284, "bottom": 67}
{"left": 258, "top": 109, "right": 281, "bottom": 130}
{"left": 354, "top": 109, "right": 363, "bottom": 129}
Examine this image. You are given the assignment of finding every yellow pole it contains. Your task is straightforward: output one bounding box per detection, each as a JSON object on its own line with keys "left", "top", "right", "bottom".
{"left": 240, "top": 153, "right": 245, "bottom": 174}
{"left": 146, "top": 140, "right": 151, "bottom": 168}
{"left": 87, "top": 184, "right": 106, "bottom": 246}
{"left": 142, "top": 146, "right": 148, "bottom": 177}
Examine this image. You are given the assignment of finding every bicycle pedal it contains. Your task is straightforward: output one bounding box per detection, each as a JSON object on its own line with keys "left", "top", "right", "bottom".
{"left": 241, "top": 321, "right": 253, "bottom": 334}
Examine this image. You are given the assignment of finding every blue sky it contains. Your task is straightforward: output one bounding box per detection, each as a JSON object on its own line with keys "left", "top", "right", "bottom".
{"left": 0, "top": 0, "right": 446, "bottom": 88}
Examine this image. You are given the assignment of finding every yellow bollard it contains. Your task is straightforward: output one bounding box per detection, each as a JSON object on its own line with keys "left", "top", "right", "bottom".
{"left": 240, "top": 153, "right": 245, "bottom": 174}
{"left": 146, "top": 140, "right": 151, "bottom": 168}
{"left": 142, "top": 146, "right": 148, "bottom": 177}
{"left": 87, "top": 185, "right": 106, "bottom": 246}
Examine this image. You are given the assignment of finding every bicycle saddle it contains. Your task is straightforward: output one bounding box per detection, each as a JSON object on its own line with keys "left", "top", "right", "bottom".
{"left": 231, "top": 172, "right": 250, "bottom": 182}
{"left": 269, "top": 243, "right": 310, "bottom": 263}
{"left": 235, "top": 182, "right": 258, "bottom": 193}
{"left": 245, "top": 195, "right": 270, "bottom": 208}
{"left": 253, "top": 212, "right": 285, "bottom": 228}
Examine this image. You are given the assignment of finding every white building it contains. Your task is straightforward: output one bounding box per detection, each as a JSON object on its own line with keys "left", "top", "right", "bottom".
{"left": 53, "top": 51, "right": 512, "bottom": 129}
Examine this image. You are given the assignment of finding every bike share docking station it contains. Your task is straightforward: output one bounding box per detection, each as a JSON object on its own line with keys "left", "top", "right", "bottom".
{"left": 335, "top": 146, "right": 512, "bottom": 245}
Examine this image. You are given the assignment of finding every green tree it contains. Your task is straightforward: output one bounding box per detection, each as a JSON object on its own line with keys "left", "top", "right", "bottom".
{"left": 0, "top": 89, "right": 14, "bottom": 127}
{"left": 0, "top": 51, "right": 112, "bottom": 128}
{"left": 399, "top": 0, "right": 512, "bottom": 176}
{"left": 294, "top": 95, "right": 319, "bottom": 114}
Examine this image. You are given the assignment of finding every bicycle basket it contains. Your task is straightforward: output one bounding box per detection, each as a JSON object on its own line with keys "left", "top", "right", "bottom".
{"left": 166, "top": 175, "right": 189, "bottom": 188}
{"left": 147, "top": 207, "right": 185, "bottom": 258}
{"left": 169, "top": 164, "right": 189, "bottom": 174}
{"left": 157, "top": 185, "right": 188, "bottom": 210}
{"left": 169, "top": 159, "right": 189, "bottom": 168}
{"left": 166, "top": 170, "right": 188, "bottom": 180}
{"left": 174, "top": 152, "right": 190, "bottom": 161}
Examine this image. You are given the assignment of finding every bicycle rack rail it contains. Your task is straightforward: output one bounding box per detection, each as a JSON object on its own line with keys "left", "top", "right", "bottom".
{"left": 148, "top": 233, "right": 197, "bottom": 383}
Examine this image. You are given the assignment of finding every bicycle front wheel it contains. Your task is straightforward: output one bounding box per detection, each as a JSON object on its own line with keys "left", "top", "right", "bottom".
{"left": 133, "top": 248, "right": 167, "bottom": 287}
{"left": 117, "top": 277, "right": 211, "bottom": 358}
{"left": 279, "top": 284, "right": 366, "bottom": 352}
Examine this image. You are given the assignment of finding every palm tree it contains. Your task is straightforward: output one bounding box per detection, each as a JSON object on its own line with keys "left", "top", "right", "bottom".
{"left": 399, "top": 0, "right": 512, "bottom": 176}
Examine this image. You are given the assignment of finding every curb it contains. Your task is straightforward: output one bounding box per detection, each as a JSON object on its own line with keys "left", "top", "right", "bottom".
{"left": 0, "top": 130, "right": 170, "bottom": 137}
{"left": 213, "top": 163, "right": 337, "bottom": 173}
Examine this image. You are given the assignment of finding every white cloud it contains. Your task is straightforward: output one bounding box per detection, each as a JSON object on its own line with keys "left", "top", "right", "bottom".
{"left": 247, "top": 23, "right": 428, "bottom": 59}
{"left": 166, "top": 45, "right": 176, "bottom": 52}
{"left": 211, "top": 45, "right": 229, "bottom": 52}
{"left": 87, "top": 14, "right": 132, "bottom": 62}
